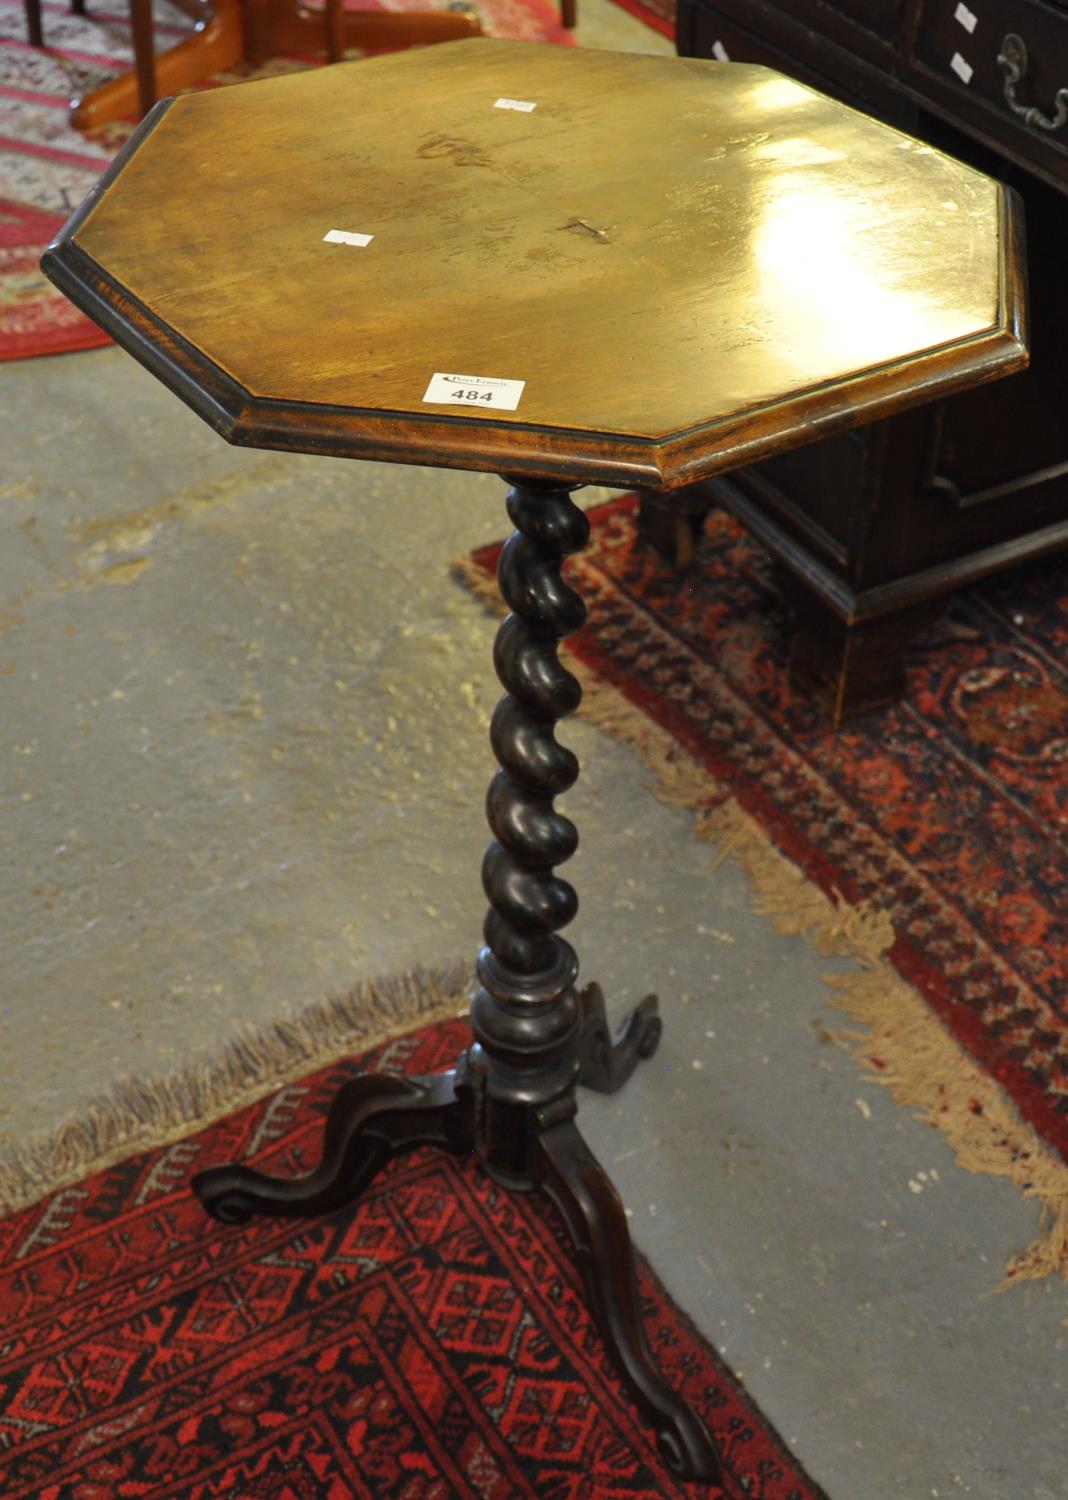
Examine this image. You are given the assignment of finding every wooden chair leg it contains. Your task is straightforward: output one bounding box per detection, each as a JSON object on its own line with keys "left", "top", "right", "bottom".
{"left": 561, "top": 0, "right": 576, "bottom": 27}
{"left": 128, "top": 0, "right": 158, "bottom": 116}
{"left": 325, "top": 0, "right": 345, "bottom": 63}
{"left": 25, "top": 0, "right": 45, "bottom": 47}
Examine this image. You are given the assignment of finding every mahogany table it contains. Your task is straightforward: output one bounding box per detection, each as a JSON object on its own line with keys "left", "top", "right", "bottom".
{"left": 42, "top": 38, "right": 1026, "bottom": 1481}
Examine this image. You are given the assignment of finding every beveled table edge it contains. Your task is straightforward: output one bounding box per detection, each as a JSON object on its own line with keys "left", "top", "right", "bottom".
{"left": 41, "top": 100, "right": 1029, "bottom": 495}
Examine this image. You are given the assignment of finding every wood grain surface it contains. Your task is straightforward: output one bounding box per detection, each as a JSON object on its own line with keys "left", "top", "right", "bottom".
{"left": 46, "top": 40, "right": 1027, "bottom": 488}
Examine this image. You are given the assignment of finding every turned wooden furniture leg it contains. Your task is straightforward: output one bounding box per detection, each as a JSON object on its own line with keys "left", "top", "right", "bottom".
{"left": 129, "top": 0, "right": 159, "bottom": 119}
{"left": 70, "top": 0, "right": 482, "bottom": 131}
{"left": 325, "top": 0, "right": 344, "bottom": 63}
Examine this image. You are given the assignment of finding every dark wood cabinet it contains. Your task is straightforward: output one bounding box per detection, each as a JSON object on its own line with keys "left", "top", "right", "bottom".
{"left": 652, "top": 0, "right": 1068, "bottom": 719}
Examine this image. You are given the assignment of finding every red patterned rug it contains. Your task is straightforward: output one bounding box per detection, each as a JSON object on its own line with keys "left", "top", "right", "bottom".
{"left": 0, "top": 0, "right": 571, "bottom": 361}
{"left": 468, "top": 496, "right": 1068, "bottom": 1174}
{"left": 0, "top": 1015, "right": 826, "bottom": 1500}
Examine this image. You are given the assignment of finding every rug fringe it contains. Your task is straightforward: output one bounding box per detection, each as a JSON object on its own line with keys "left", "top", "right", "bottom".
{"left": 452, "top": 551, "right": 1068, "bottom": 1299}
{"left": 706, "top": 801, "right": 1068, "bottom": 1303}
{"left": 0, "top": 960, "right": 471, "bottom": 1217}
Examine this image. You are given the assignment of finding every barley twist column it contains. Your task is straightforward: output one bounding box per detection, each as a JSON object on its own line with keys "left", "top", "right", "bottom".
{"left": 465, "top": 477, "right": 590, "bottom": 1179}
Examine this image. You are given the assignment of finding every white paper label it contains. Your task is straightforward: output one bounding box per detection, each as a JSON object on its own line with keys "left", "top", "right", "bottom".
{"left": 423, "top": 372, "right": 525, "bottom": 411}
{"left": 494, "top": 97, "right": 536, "bottom": 112}
{"left": 323, "top": 228, "right": 373, "bottom": 247}
{"left": 953, "top": 2, "right": 977, "bottom": 32}
{"left": 950, "top": 51, "right": 974, "bottom": 83}
{"left": 711, "top": 39, "right": 729, "bottom": 60}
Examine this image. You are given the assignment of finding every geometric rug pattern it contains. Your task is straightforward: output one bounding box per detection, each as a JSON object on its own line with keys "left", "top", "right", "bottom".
{"left": 0, "top": 1018, "right": 828, "bottom": 1499}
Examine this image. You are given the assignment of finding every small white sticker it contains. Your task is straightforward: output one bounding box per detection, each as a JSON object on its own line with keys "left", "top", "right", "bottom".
{"left": 423, "top": 372, "right": 525, "bottom": 411}
{"left": 950, "top": 51, "right": 974, "bottom": 83}
{"left": 711, "top": 39, "right": 729, "bottom": 60}
{"left": 494, "top": 97, "right": 536, "bottom": 112}
{"left": 323, "top": 228, "right": 373, "bottom": 247}
{"left": 953, "top": 2, "right": 977, "bottom": 31}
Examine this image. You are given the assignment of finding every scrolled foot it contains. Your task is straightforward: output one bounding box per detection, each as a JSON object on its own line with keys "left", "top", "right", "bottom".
{"left": 577, "top": 983, "right": 662, "bottom": 1094}
{"left": 195, "top": 1173, "right": 266, "bottom": 1226}
{"left": 651, "top": 1405, "right": 724, "bottom": 1483}
{"left": 536, "top": 1119, "right": 722, "bottom": 1484}
{"left": 193, "top": 1070, "right": 471, "bottom": 1224}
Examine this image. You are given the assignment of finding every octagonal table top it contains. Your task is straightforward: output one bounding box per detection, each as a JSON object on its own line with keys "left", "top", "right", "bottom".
{"left": 43, "top": 39, "right": 1027, "bottom": 490}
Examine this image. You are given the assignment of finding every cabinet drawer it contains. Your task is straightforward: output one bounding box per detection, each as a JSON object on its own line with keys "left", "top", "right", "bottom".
{"left": 818, "top": 0, "right": 902, "bottom": 44}
{"left": 914, "top": 0, "right": 1068, "bottom": 171}
{"left": 684, "top": 0, "right": 909, "bottom": 120}
{"left": 764, "top": 0, "right": 902, "bottom": 46}
{"left": 686, "top": 4, "right": 786, "bottom": 66}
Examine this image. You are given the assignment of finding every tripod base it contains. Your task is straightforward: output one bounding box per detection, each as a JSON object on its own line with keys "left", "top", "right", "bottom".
{"left": 193, "top": 985, "right": 720, "bottom": 1483}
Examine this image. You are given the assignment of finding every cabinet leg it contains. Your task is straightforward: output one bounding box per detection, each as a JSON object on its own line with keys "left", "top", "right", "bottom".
{"left": 776, "top": 567, "right": 943, "bottom": 724}
{"left": 635, "top": 488, "right": 715, "bottom": 573}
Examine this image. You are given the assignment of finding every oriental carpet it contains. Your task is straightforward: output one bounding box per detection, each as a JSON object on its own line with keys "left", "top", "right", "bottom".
{"left": 0, "top": 1008, "right": 827, "bottom": 1500}
{"left": 0, "top": 0, "right": 571, "bottom": 361}
{"left": 461, "top": 494, "right": 1068, "bottom": 1291}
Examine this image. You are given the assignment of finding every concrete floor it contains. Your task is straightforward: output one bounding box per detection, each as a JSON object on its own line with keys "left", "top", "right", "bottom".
{"left": 3, "top": 11, "right": 1066, "bottom": 1497}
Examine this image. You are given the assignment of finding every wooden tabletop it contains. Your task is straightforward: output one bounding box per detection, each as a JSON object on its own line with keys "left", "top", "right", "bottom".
{"left": 43, "top": 39, "right": 1027, "bottom": 490}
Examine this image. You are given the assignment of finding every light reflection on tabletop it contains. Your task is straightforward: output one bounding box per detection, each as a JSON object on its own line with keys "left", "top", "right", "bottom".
{"left": 76, "top": 41, "right": 1008, "bottom": 439}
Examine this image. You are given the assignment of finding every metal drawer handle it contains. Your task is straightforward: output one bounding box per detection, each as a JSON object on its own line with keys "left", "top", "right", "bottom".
{"left": 996, "top": 32, "right": 1068, "bottom": 132}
